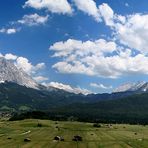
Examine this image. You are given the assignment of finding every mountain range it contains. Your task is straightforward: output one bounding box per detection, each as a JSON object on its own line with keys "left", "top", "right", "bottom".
{"left": 1, "top": 57, "right": 148, "bottom": 95}
{"left": 1, "top": 58, "right": 148, "bottom": 124}
{"left": 113, "top": 81, "right": 148, "bottom": 93}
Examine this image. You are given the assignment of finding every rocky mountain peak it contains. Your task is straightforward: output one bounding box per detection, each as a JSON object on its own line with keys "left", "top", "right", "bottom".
{"left": 0, "top": 57, "right": 38, "bottom": 89}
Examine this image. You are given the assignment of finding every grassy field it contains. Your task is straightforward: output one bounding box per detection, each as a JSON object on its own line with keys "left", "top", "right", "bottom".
{"left": 0, "top": 119, "right": 148, "bottom": 148}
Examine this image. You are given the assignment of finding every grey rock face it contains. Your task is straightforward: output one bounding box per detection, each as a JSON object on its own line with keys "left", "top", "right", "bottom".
{"left": 0, "top": 58, "right": 38, "bottom": 89}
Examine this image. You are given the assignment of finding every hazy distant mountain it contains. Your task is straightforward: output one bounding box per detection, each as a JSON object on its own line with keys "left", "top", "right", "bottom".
{"left": 113, "top": 81, "right": 148, "bottom": 93}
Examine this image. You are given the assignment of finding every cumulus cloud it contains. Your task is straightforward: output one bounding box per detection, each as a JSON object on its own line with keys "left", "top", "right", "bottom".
{"left": 98, "top": 3, "right": 114, "bottom": 26}
{"left": 49, "top": 37, "right": 148, "bottom": 78}
{"left": 50, "top": 39, "right": 116, "bottom": 58}
{"left": 43, "top": 81, "right": 92, "bottom": 95}
{"left": 33, "top": 76, "right": 48, "bottom": 82}
{"left": 96, "top": 3, "right": 148, "bottom": 55}
{"left": 4, "top": 53, "right": 18, "bottom": 60}
{"left": 49, "top": 38, "right": 119, "bottom": 78}
{"left": 71, "top": 2, "right": 115, "bottom": 23}
{"left": 14, "top": 57, "right": 47, "bottom": 82}
{"left": 73, "top": 0, "right": 101, "bottom": 22}
{"left": 23, "top": 0, "right": 73, "bottom": 14}
{"left": 0, "top": 14, "right": 48, "bottom": 34}
{"left": 114, "top": 14, "right": 148, "bottom": 54}
{"left": 18, "top": 13, "right": 49, "bottom": 26}
{"left": 0, "top": 28, "right": 18, "bottom": 34}
{"left": 34, "top": 63, "right": 46, "bottom": 71}
{"left": 15, "top": 57, "right": 33, "bottom": 74}
{"left": 15, "top": 57, "right": 45, "bottom": 75}
{"left": 90, "top": 83, "right": 112, "bottom": 89}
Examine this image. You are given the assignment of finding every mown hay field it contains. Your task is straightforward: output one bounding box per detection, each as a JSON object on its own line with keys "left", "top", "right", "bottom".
{"left": 0, "top": 119, "right": 148, "bottom": 148}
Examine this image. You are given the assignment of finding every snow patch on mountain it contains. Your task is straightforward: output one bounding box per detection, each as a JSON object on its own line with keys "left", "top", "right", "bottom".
{"left": 113, "top": 81, "right": 148, "bottom": 93}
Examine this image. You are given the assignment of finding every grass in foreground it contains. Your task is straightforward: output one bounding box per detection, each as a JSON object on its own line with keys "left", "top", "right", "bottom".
{"left": 0, "top": 119, "right": 148, "bottom": 148}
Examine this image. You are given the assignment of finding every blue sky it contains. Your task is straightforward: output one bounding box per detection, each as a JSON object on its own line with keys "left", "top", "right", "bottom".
{"left": 1, "top": 0, "right": 148, "bottom": 94}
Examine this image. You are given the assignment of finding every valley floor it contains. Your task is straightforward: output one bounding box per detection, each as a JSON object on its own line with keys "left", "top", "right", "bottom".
{"left": 0, "top": 119, "right": 148, "bottom": 148}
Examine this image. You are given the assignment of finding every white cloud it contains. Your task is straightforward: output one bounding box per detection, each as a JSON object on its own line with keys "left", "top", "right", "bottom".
{"left": 96, "top": 3, "right": 148, "bottom": 55}
{"left": 98, "top": 3, "right": 114, "bottom": 26}
{"left": 0, "top": 53, "right": 3, "bottom": 58}
{"left": 15, "top": 57, "right": 45, "bottom": 75}
{"left": 73, "top": 0, "right": 101, "bottom": 22}
{"left": 49, "top": 38, "right": 119, "bottom": 78}
{"left": 4, "top": 53, "right": 18, "bottom": 60}
{"left": 114, "top": 14, "right": 148, "bottom": 54}
{"left": 24, "top": 0, "right": 73, "bottom": 14}
{"left": 15, "top": 57, "right": 33, "bottom": 74}
{"left": 115, "top": 14, "right": 126, "bottom": 24}
{"left": 33, "top": 76, "right": 48, "bottom": 82}
{"left": 34, "top": 63, "right": 46, "bottom": 70}
{"left": 0, "top": 28, "right": 18, "bottom": 34}
{"left": 50, "top": 37, "right": 148, "bottom": 78}
{"left": 7, "top": 28, "right": 17, "bottom": 34}
{"left": 90, "top": 83, "right": 112, "bottom": 89}
{"left": 50, "top": 39, "right": 116, "bottom": 58}
{"left": 18, "top": 13, "right": 49, "bottom": 26}
{"left": 43, "top": 81, "right": 92, "bottom": 95}
{"left": 52, "top": 61, "right": 95, "bottom": 76}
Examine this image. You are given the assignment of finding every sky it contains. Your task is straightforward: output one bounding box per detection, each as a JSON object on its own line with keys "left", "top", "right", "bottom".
{"left": 1, "top": 0, "right": 148, "bottom": 94}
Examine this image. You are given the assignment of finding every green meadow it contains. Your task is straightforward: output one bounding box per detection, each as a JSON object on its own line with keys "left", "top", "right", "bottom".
{"left": 0, "top": 119, "right": 148, "bottom": 148}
